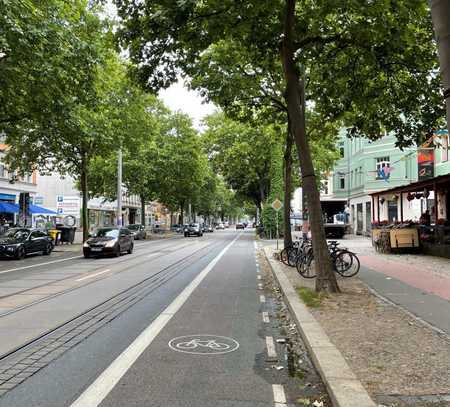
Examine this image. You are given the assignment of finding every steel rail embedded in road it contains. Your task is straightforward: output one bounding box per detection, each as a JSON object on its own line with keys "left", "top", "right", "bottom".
{"left": 0, "top": 237, "right": 225, "bottom": 366}
{"left": 0, "top": 239, "right": 203, "bottom": 316}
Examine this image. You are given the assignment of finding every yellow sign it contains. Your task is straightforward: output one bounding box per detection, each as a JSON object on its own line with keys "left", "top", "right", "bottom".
{"left": 271, "top": 199, "right": 283, "bottom": 211}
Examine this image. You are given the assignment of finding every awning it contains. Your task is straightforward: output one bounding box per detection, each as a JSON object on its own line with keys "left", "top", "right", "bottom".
{"left": 29, "top": 204, "right": 57, "bottom": 215}
{"left": 0, "top": 203, "right": 57, "bottom": 215}
{"left": 0, "top": 202, "right": 19, "bottom": 214}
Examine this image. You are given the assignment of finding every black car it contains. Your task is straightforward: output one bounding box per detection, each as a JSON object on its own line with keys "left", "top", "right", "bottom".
{"left": 83, "top": 227, "right": 134, "bottom": 258}
{"left": 236, "top": 223, "right": 245, "bottom": 230}
{"left": 0, "top": 228, "right": 53, "bottom": 260}
{"left": 184, "top": 223, "right": 203, "bottom": 237}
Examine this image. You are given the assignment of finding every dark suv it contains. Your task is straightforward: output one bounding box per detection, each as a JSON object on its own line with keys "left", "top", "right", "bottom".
{"left": 83, "top": 227, "right": 134, "bottom": 258}
{"left": 184, "top": 223, "right": 203, "bottom": 237}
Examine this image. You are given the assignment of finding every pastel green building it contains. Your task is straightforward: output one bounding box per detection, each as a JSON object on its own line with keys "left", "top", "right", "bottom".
{"left": 326, "top": 131, "right": 450, "bottom": 235}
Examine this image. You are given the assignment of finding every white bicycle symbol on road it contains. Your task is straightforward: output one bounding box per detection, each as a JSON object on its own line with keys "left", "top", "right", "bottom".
{"left": 168, "top": 335, "right": 239, "bottom": 355}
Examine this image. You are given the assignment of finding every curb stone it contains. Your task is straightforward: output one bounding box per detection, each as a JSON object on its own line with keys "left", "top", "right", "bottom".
{"left": 262, "top": 246, "right": 377, "bottom": 407}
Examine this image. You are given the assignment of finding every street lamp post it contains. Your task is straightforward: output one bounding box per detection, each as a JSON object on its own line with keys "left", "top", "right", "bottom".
{"left": 117, "top": 149, "right": 122, "bottom": 227}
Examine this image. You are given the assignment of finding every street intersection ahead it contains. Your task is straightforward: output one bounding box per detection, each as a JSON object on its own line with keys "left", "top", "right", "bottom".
{"left": 0, "top": 230, "right": 323, "bottom": 407}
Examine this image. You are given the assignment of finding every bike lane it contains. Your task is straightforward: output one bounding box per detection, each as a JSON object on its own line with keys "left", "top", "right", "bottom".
{"left": 59, "top": 231, "right": 307, "bottom": 407}
{"left": 91, "top": 232, "right": 273, "bottom": 407}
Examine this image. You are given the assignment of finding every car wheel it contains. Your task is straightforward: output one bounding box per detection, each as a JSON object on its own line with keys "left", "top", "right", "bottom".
{"left": 16, "top": 246, "right": 26, "bottom": 260}
{"left": 114, "top": 245, "right": 121, "bottom": 257}
{"left": 127, "top": 244, "right": 134, "bottom": 254}
{"left": 84, "top": 253, "right": 91, "bottom": 259}
{"left": 43, "top": 242, "right": 53, "bottom": 255}
{"left": 184, "top": 233, "right": 188, "bottom": 237}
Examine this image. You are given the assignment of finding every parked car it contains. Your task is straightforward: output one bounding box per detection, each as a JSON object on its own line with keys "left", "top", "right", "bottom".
{"left": 0, "top": 228, "right": 54, "bottom": 259}
{"left": 236, "top": 223, "right": 245, "bottom": 230}
{"left": 83, "top": 227, "right": 134, "bottom": 258}
{"left": 207, "top": 225, "right": 214, "bottom": 233}
{"left": 127, "top": 224, "right": 146, "bottom": 240}
{"left": 224, "top": 221, "right": 230, "bottom": 228}
{"left": 184, "top": 223, "right": 203, "bottom": 237}
{"left": 216, "top": 223, "right": 225, "bottom": 230}
{"left": 171, "top": 224, "right": 183, "bottom": 233}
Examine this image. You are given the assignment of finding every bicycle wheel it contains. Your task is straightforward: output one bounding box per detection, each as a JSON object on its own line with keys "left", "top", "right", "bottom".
{"left": 287, "top": 248, "right": 298, "bottom": 267}
{"left": 334, "top": 250, "right": 360, "bottom": 277}
{"left": 280, "top": 247, "right": 291, "bottom": 265}
{"left": 296, "top": 253, "right": 317, "bottom": 278}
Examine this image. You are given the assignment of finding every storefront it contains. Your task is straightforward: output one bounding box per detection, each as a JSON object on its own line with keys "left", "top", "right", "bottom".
{"left": 370, "top": 173, "right": 450, "bottom": 256}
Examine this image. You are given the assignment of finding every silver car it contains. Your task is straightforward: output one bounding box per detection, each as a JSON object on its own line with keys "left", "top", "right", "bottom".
{"left": 127, "top": 224, "right": 146, "bottom": 240}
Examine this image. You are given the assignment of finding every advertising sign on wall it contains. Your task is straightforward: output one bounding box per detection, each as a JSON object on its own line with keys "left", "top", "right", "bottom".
{"left": 56, "top": 196, "right": 81, "bottom": 216}
{"left": 417, "top": 148, "right": 434, "bottom": 181}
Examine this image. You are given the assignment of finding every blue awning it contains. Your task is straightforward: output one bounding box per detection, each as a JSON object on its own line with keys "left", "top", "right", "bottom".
{"left": 0, "top": 202, "right": 19, "bottom": 213}
{"left": 0, "top": 203, "right": 57, "bottom": 215}
{"left": 29, "top": 204, "right": 57, "bottom": 215}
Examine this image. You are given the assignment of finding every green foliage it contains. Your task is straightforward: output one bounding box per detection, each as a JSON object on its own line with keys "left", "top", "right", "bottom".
{"left": 115, "top": 0, "right": 445, "bottom": 147}
{"left": 261, "top": 142, "right": 284, "bottom": 238}
{"left": 297, "top": 287, "right": 326, "bottom": 308}
{"left": 202, "top": 112, "right": 278, "bottom": 208}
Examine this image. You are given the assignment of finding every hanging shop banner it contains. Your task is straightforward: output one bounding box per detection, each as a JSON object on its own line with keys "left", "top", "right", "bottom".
{"left": 417, "top": 148, "right": 434, "bottom": 181}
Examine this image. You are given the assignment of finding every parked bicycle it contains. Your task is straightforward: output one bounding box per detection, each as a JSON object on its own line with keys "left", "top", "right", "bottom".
{"left": 294, "top": 240, "right": 360, "bottom": 279}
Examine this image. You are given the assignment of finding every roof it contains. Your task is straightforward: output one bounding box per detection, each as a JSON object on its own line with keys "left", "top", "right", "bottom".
{"left": 369, "top": 173, "right": 450, "bottom": 196}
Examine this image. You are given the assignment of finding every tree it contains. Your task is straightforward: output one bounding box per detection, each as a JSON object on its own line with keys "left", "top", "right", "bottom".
{"left": 429, "top": 0, "right": 450, "bottom": 132}
{"left": 5, "top": 10, "right": 125, "bottom": 242}
{"left": 202, "top": 113, "right": 277, "bottom": 210}
{"left": 115, "top": 0, "right": 444, "bottom": 291}
{"left": 88, "top": 93, "right": 166, "bottom": 226}
{"left": 156, "top": 112, "right": 204, "bottom": 224}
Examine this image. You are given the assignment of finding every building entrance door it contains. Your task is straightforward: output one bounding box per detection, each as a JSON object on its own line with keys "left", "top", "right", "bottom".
{"left": 356, "top": 203, "right": 363, "bottom": 234}
{"left": 365, "top": 202, "right": 372, "bottom": 235}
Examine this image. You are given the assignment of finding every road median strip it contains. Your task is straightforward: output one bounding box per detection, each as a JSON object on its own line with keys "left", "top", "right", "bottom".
{"left": 262, "top": 245, "right": 376, "bottom": 407}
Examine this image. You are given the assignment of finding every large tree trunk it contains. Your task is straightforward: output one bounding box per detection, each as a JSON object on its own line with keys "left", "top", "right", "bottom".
{"left": 281, "top": 0, "right": 339, "bottom": 292}
{"left": 140, "top": 195, "right": 146, "bottom": 226}
{"left": 429, "top": 0, "right": 450, "bottom": 133}
{"left": 283, "top": 123, "right": 293, "bottom": 248}
{"left": 80, "top": 154, "right": 89, "bottom": 242}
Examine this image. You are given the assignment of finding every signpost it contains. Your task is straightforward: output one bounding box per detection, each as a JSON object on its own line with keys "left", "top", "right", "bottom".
{"left": 271, "top": 199, "right": 283, "bottom": 250}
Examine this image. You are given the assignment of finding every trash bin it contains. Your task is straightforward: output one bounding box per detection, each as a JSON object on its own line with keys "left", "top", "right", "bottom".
{"left": 56, "top": 225, "right": 76, "bottom": 244}
{"left": 48, "top": 229, "right": 61, "bottom": 245}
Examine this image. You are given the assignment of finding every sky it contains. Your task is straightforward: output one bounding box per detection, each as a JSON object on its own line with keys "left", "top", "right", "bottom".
{"left": 158, "top": 80, "right": 217, "bottom": 130}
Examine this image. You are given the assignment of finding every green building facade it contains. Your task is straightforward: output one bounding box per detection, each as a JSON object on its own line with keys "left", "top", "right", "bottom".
{"left": 327, "top": 131, "right": 450, "bottom": 235}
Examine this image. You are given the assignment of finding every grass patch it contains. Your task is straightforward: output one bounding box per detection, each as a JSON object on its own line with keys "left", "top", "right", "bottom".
{"left": 296, "top": 287, "right": 326, "bottom": 308}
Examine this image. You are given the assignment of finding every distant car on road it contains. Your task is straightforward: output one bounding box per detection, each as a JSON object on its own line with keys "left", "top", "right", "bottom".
{"left": 184, "top": 223, "right": 203, "bottom": 237}
{"left": 207, "top": 225, "right": 214, "bottom": 233}
{"left": 0, "top": 228, "right": 53, "bottom": 260}
{"left": 127, "top": 224, "right": 146, "bottom": 240}
{"left": 83, "top": 227, "right": 134, "bottom": 258}
{"left": 236, "top": 223, "right": 245, "bottom": 230}
{"left": 216, "top": 223, "right": 225, "bottom": 230}
{"left": 224, "top": 221, "right": 230, "bottom": 228}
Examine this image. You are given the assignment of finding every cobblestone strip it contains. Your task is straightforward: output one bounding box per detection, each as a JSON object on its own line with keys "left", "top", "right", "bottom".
{"left": 0, "top": 240, "right": 222, "bottom": 396}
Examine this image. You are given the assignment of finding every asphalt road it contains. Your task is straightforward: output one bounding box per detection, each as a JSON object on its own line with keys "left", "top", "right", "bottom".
{"left": 0, "top": 230, "right": 321, "bottom": 407}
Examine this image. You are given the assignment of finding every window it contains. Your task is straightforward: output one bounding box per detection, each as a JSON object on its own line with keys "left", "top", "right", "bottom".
{"left": 323, "top": 181, "right": 329, "bottom": 195}
{"left": 339, "top": 176, "right": 345, "bottom": 189}
{"left": 0, "top": 164, "right": 4, "bottom": 178}
{"left": 376, "top": 157, "right": 390, "bottom": 179}
{"left": 339, "top": 142, "right": 344, "bottom": 158}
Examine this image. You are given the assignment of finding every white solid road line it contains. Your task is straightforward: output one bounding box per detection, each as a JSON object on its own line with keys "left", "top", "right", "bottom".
{"left": 76, "top": 269, "right": 112, "bottom": 282}
{"left": 0, "top": 255, "right": 83, "bottom": 275}
{"left": 262, "top": 311, "right": 270, "bottom": 323}
{"left": 260, "top": 295, "right": 266, "bottom": 303}
{"left": 272, "top": 384, "right": 287, "bottom": 405}
{"left": 70, "top": 234, "right": 241, "bottom": 407}
{"left": 265, "top": 336, "right": 277, "bottom": 359}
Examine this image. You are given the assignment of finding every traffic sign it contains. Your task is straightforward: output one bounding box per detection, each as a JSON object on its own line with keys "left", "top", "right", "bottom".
{"left": 271, "top": 199, "right": 283, "bottom": 211}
